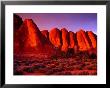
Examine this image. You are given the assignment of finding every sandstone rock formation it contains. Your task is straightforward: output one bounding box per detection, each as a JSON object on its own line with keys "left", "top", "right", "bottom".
{"left": 14, "top": 30, "right": 20, "bottom": 53}
{"left": 14, "top": 14, "right": 97, "bottom": 54}
{"left": 77, "top": 30, "right": 91, "bottom": 51}
{"left": 14, "top": 14, "right": 23, "bottom": 30}
{"left": 18, "top": 19, "right": 44, "bottom": 49}
{"left": 49, "top": 28, "right": 62, "bottom": 48}
{"left": 87, "top": 31, "right": 97, "bottom": 48}
{"left": 14, "top": 18, "right": 56, "bottom": 54}
{"left": 41, "top": 30, "right": 49, "bottom": 39}
{"left": 14, "top": 14, "right": 23, "bottom": 53}
{"left": 69, "top": 31, "right": 75, "bottom": 48}
{"left": 61, "top": 28, "right": 69, "bottom": 52}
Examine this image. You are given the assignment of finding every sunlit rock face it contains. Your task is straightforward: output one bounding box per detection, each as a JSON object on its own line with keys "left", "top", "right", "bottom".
{"left": 14, "top": 14, "right": 97, "bottom": 54}
{"left": 18, "top": 19, "right": 44, "bottom": 49}
{"left": 61, "top": 28, "right": 69, "bottom": 52}
{"left": 87, "top": 31, "right": 97, "bottom": 48}
{"left": 49, "top": 28, "right": 62, "bottom": 48}
{"left": 77, "top": 30, "right": 92, "bottom": 51}
{"left": 69, "top": 31, "right": 75, "bottom": 49}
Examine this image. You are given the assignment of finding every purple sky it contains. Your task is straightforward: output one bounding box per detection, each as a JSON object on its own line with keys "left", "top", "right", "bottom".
{"left": 16, "top": 13, "right": 97, "bottom": 34}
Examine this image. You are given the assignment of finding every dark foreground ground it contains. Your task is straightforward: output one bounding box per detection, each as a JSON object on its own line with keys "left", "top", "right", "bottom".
{"left": 14, "top": 51, "right": 97, "bottom": 75}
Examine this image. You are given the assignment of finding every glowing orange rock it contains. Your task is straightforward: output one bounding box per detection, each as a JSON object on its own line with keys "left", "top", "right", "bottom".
{"left": 61, "top": 28, "right": 69, "bottom": 52}
{"left": 69, "top": 31, "right": 75, "bottom": 48}
{"left": 77, "top": 29, "right": 91, "bottom": 51}
{"left": 87, "top": 31, "right": 97, "bottom": 48}
{"left": 49, "top": 28, "right": 62, "bottom": 48}
{"left": 18, "top": 19, "right": 43, "bottom": 49}
{"left": 80, "top": 30, "right": 91, "bottom": 49}
{"left": 14, "top": 18, "right": 57, "bottom": 54}
{"left": 14, "top": 14, "right": 97, "bottom": 54}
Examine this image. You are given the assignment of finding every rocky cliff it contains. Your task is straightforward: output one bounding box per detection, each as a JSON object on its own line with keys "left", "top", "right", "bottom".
{"left": 14, "top": 14, "right": 97, "bottom": 53}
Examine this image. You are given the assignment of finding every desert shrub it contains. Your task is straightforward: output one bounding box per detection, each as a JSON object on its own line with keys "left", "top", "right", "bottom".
{"left": 14, "top": 61, "right": 21, "bottom": 66}
{"left": 23, "top": 67, "right": 34, "bottom": 73}
{"left": 61, "top": 71, "right": 72, "bottom": 75}
{"left": 45, "top": 69, "right": 54, "bottom": 75}
{"left": 91, "top": 61, "right": 97, "bottom": 64}
{"left": 79, "top": 71, "right": 89, "bottom": 75}
{"left": 66, "top": 48, "right": 74, "bottom": 57}
{"left": 52, "top": 67, "right": 63, "bottom": 72}
{"left": 74, "top": 65, "right": 82, "bottom": 70}
{"left": 33, "top": 64, "right": 46, "bottom": 70}
{"left": 53, "top": 71, "right": 72, "bottom": 75}
{"left": 38, "top": 68, "right": 47, "bottom": 73}
{"left": 38, "top": 64, "right": 45, "bottom": 68}
{"left": 61, "top": 51, "right": 67, "bottom": 58}
{"left": 25, "top": 62, "right": 31, "bottom": 66}
{"left": 14, "top": 63, "right": 19, "bottom": 69}
{"left": 91, "top": 71, "right": 97, "bottom": 75}
{"left": 33, "top": 65, "right": 40, "bottom": 69}
{"left": 92, "top": 67, "right": 97, "bottom": 70}
{"left": 75, "top": 51, "right": 84, "bottom": 59}
{"left": 78, "top": 66, "right": 83, "bottom": 70}
{"left": 81, "top": 63, "right": 86, "bottom": 67}
{"left": 79, "top": 51, "right": 90, "bottom": 61}
{"left": 83, "top": 51, "right": 89, "bottom": 58}
{"left": 87, "top": 66, "right": 93, "bottom": 70}
{"left": 51, "top": 55, "right": 58, "bottom": 60}
{"left": 66, "top": 66, "right": 74, "bottom": 70}
{"left": 88, "top": 48, "right": 97, "bottom": 59}
{"left": 61, "top": 48, "right": 75, "bottom": 58}
{"left": 85, "top": 62, "right": 90, "bottom": 65}
{"left": 89, "top": 53, "right": 97, "bottom": 59}
{"left": 75, "top": 56, "right": 81, "bottom": 60}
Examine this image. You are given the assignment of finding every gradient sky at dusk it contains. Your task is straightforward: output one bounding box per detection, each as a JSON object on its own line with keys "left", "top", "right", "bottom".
{"left": 16, "top": 13, "right": 97, "bottom": 34}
